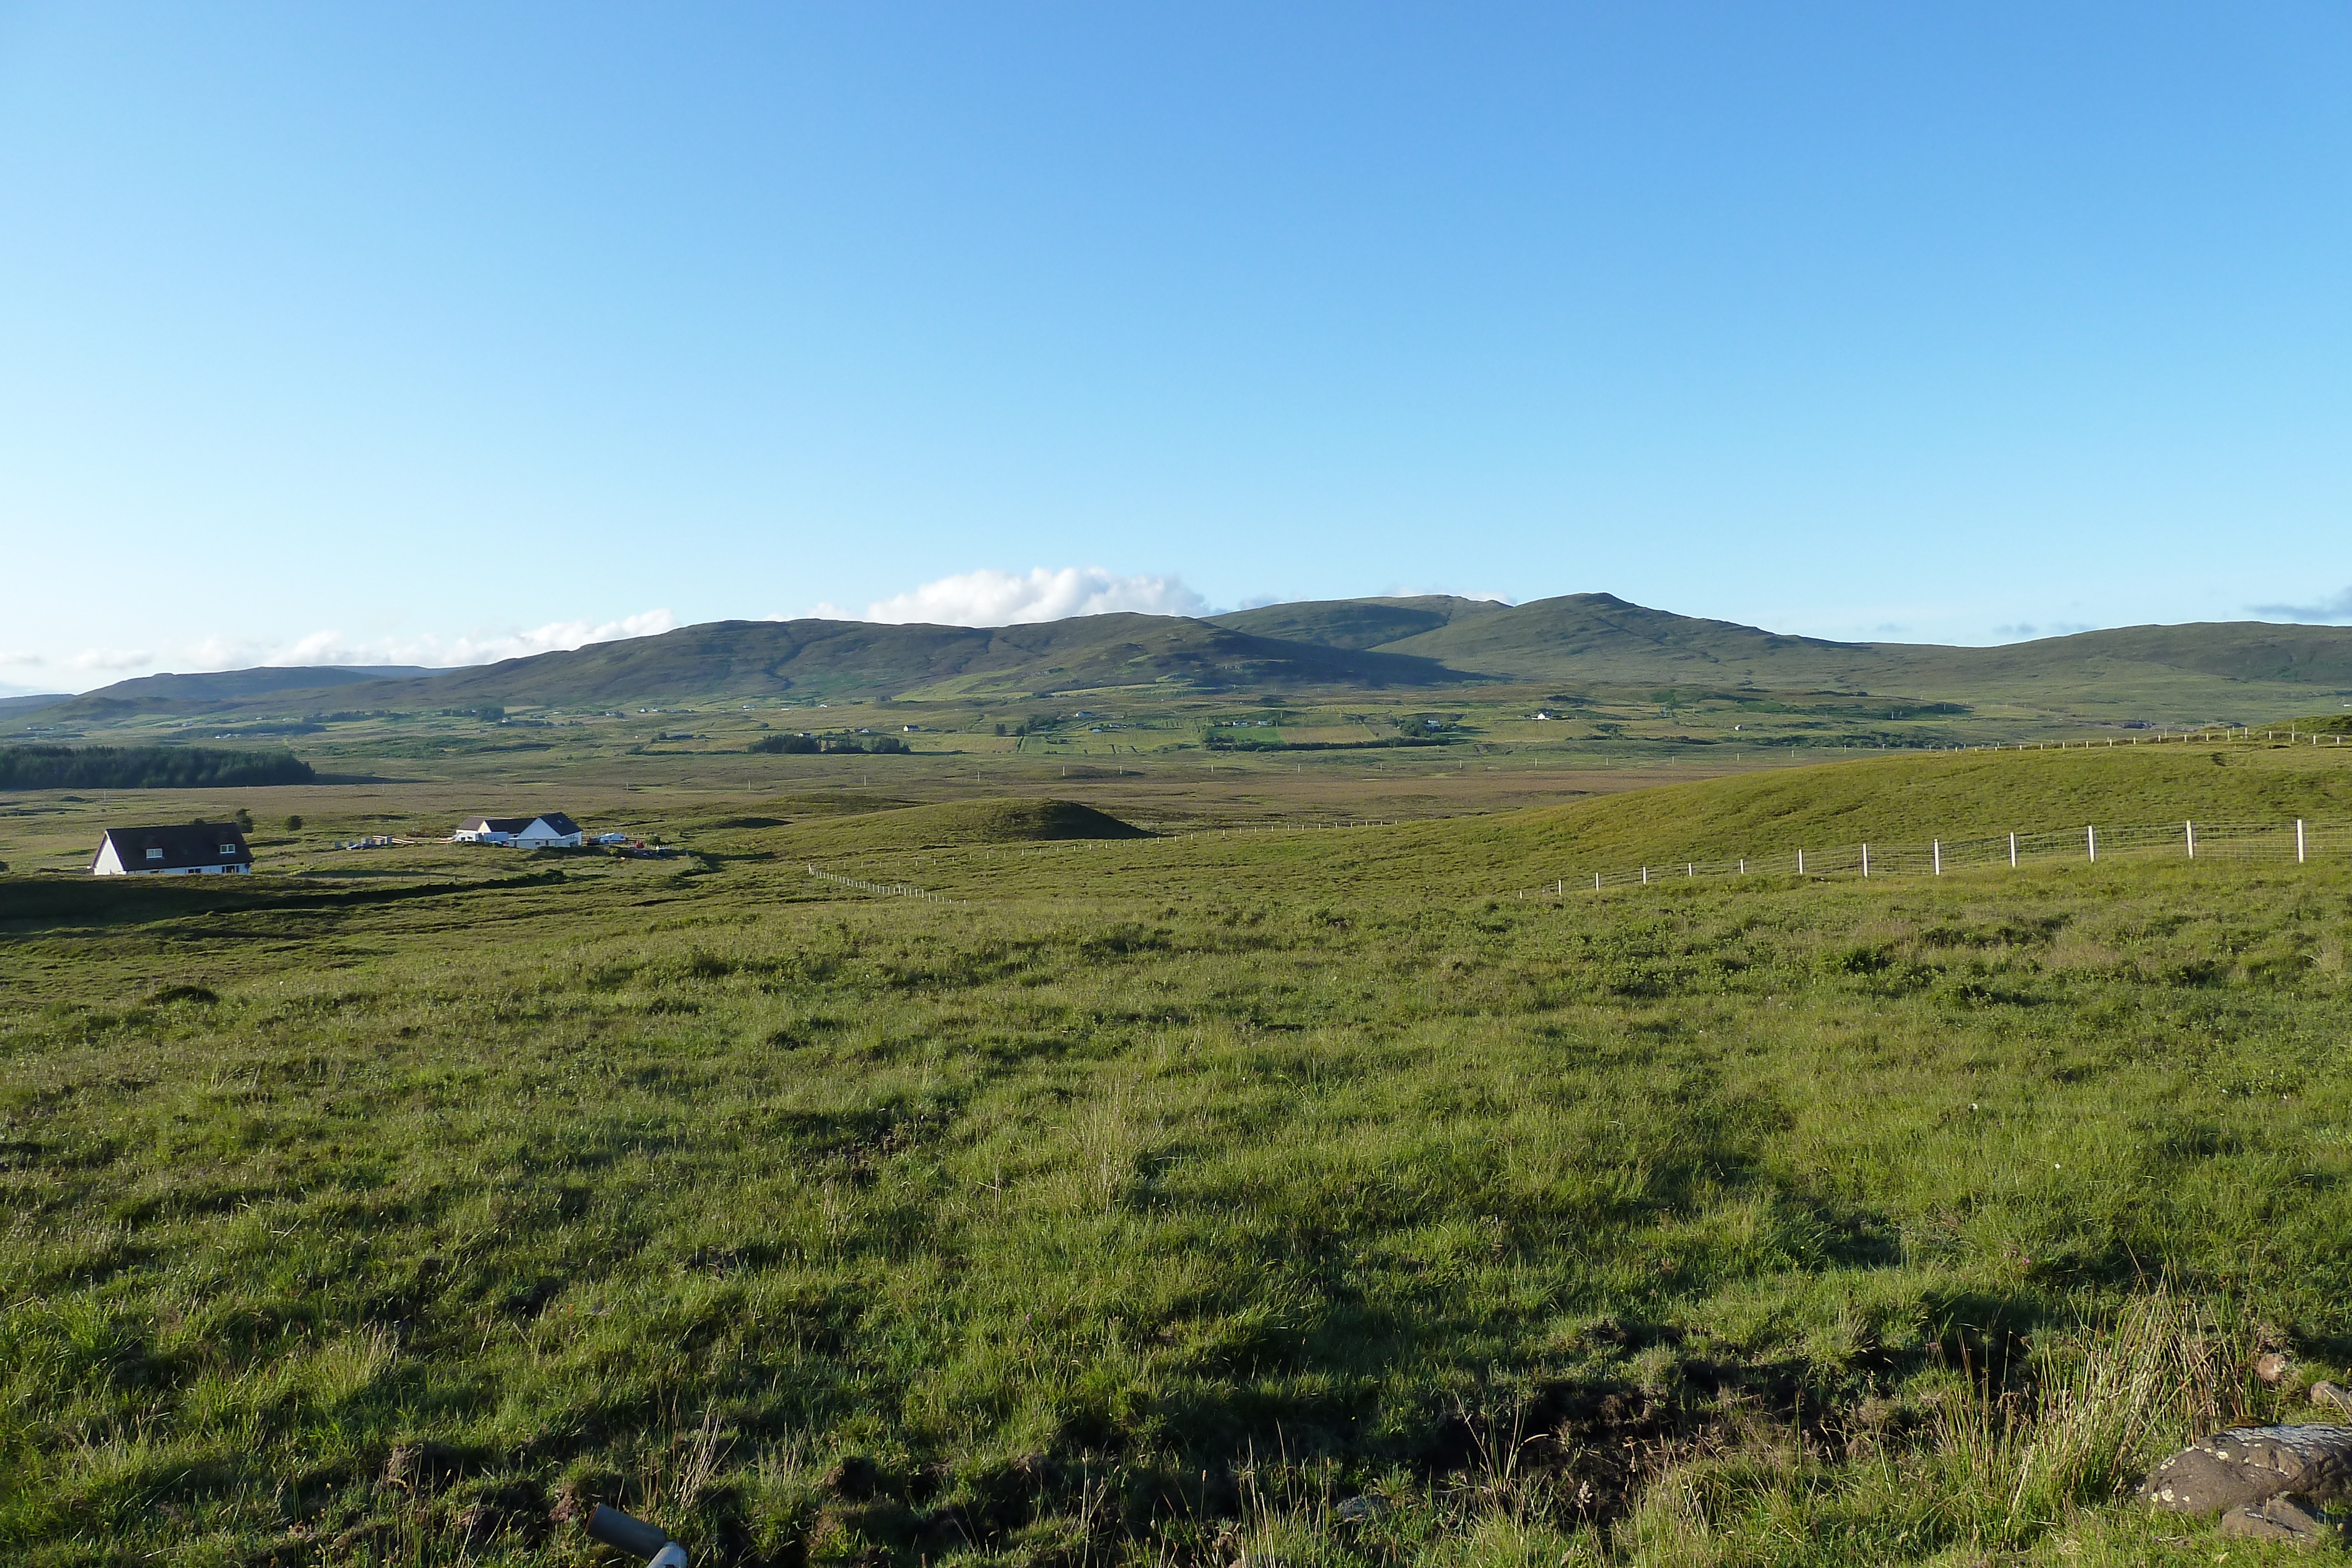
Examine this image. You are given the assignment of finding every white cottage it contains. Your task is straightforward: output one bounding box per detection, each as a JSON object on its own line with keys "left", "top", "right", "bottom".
{"left": 454, "top": 812, "right": 584, "bottom": 848}
{"left": 91, "top": 824, "right": 253, "bottom": 876}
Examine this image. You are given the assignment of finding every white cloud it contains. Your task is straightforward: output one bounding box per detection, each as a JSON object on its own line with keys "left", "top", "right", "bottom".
{"left": 0, "top": 647, "right": 158, "bottom": 674}
{"left": 267, "top": 609, "right": 679, "bottom": 668}
{"left": 2253, "top": 587, "right": 2352, "bottom": 623}
{"left": 58, "top": 648, "right": 155, "bottom": 673}
{"left": 818, "top": 567, "right": 1208, "bottom": 627}
{"left": 457, "top": 609, "right": 679, "bottom": 663}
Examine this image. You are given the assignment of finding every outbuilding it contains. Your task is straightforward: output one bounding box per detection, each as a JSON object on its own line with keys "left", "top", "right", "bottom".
{"left": 90, "top": 824, "right": 253, "bottom": 876}
{"left": 455, "top": 813, "right": 583, "bottom": 848}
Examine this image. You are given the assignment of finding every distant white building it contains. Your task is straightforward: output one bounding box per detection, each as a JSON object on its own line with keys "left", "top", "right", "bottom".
{"left": 455, "top": 813, "right": 583, "bottom": 848}
{"left": 91, "top": 824, "right": 253, "bottom": 876}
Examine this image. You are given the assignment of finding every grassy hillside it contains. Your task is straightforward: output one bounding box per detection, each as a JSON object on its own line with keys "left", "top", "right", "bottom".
{"left": 54, "top": 665, "right": 433, "bottom": 713}
{"left": 35, "top": 600, "right": 2352, "bottom": 750}
{"left": 1360, "top": 594, "right": 2352, "bottom": 707}
{"left": 1499, "top": 736, "right": 2352, "bottom": 866}
{"left": 8, "top": 776, "right": 2352, "bottom": 1566}
{"left": 1929, "top": 620, "right": 2352, "bottom": 688}
{"left": 41, "top": 617, "right": 1476, "bottom": 724}
{"left": 1208, "top": 595, "right": 1507, "bottom": 650}
{"left": 1281, "top": 737, "right": 2352, "bottom": 893}
{"left": 1372, "top": 592, "right": 1881, "bottom": 684}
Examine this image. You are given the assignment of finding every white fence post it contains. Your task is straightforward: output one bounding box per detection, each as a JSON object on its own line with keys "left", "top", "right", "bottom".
{"left": 2298, "top": 820, "right": 2307, "bottom": 864}
{"left": 2186, "top": 821, "right": 2194, "bottom": 859}
{"left": 1641, "top": 866, "right": 1648, "bottom": 884}
{"left": 2087, "top": 825, "right": 2097, "bottom": 862}
{"left": 1933, "top": 840, "right": 1942, "bottom": 875}
{"left": 1861, "top": 843, "right": 1870, "bottom": 878}
{"left": 1796, "top": 849, "right": 1805, "bottom": 874}
{"left": 2009, "top": 832, "right": 2017, "bottom": 868}
{"left": 1595, "top": 871, "right": 1602, "bottom": 890}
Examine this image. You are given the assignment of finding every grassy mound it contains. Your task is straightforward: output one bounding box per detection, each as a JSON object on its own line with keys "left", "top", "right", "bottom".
{"left": 783, "top": 795, "right": 1148, "bottom": 851}
{"left": 683, "top": 793, "right": 919, "bottom": 830}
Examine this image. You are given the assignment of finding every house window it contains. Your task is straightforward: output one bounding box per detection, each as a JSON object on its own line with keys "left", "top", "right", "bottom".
{"left": 218, "top": 844, "right": 237, "bottom": 855}
{"left": 145, "top": 847, "right": 164, "bottom": 860}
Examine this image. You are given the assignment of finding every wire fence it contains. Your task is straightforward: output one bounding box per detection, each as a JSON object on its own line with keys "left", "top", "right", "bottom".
{"left": 1532, "top": 819, "right": 2347, "bottom": 895}
{"left": 1967, "top": 726, "right": 2351, "bottom": 751}
{"left": 805, "top": 864, "right": 969, "bottom": 906}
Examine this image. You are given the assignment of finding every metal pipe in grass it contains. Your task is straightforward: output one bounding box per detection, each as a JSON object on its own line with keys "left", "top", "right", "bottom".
{"left": 586, "top": 1504, "right": 688, "bottom": 1568}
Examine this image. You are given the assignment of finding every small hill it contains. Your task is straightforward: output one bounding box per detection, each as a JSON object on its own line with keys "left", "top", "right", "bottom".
{"left": 0, "top": 693, "right": 70, "bottom": 715}
{"left": 1919, "top": 623, "right": 2352, "bottom": 690}
{"left": 58, "top": 666, "right": 436, "bottom": 713}
{"left": 783, "top": 797, "right": 1148, "bottom": 852}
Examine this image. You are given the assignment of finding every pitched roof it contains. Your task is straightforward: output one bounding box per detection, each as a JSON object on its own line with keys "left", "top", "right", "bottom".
{"left": 94, "top": 823, "right": 252, "bottom": 871}
{"left": 459, "top": 813, "right": 580, "bottom": 836}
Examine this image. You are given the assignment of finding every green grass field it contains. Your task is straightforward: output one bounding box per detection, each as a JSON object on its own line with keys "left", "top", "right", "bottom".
{"left": 8, "top": 741, "right": 2352, "bottom": 1565}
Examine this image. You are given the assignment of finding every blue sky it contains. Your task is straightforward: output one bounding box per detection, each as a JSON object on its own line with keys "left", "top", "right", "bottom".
{"left": 2, "top": 3, "right": 2347, "bottom": 690}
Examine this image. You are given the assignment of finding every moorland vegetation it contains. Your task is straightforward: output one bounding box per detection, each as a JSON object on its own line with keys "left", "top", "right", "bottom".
{"left": 6, "top": 737, "right": 2352, "bottom": 1564}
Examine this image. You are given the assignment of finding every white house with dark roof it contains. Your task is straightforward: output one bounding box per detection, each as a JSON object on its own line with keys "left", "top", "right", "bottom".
{"left": 454, "top": 813, "right": 583, "bottom": 848}
{"left": 90, "top": 824, "right": 253, "bottom": 876}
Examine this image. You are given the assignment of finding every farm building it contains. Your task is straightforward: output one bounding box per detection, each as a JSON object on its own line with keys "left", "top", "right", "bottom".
{"left": 454, "top": 813, "right": 583, "bottom": 848}
{"left": 89, "top": 824, "right": 253, "bottom": 877}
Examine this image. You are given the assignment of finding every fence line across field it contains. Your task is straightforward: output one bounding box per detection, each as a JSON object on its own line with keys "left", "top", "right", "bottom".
{"left": 806, "top": 864, "right": 970, "bottom": 906}
{"left": 1539, "top": 819, "right": 2347, "bottom": 895}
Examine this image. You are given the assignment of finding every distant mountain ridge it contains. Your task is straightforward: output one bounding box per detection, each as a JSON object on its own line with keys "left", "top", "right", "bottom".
{"left": 31, "top": 595, "right": 2352, "bottom": 721}
{"left": 42, "top": 616, "right": 1468, "bottom": 719}
{"left": 62, "top": 666, "right": 437, "bottom": 710}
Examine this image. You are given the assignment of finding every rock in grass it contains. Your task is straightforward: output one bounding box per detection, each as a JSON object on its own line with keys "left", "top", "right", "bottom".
{"left": 2216, "top": 1496, "right": 2346, "bottom": 1545}
{"left": 2142, "top": 1426, "right": 2352, "bottom": 1512}
{"left": 2312, "top": 1382, "right": 2352, "bottom": 1415}
{"left": 1334, "top": 1495, "right": 1392, "bottom": 1524}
